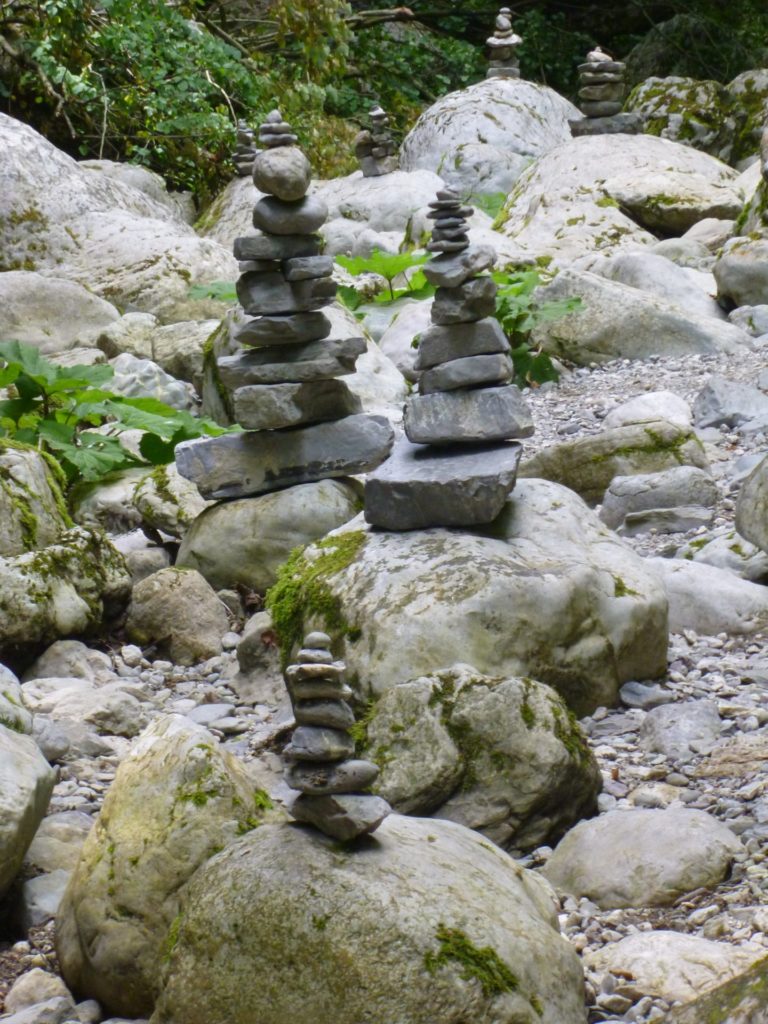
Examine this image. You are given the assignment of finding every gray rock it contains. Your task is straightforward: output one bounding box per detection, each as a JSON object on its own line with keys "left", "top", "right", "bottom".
{"left": 286, "top": 758, "right": 377, "bottom": 794}
{"left": 715, "top": 236, "right": 768, "bottom": 308}
{"left": 31, "top": 715, "right": 73, "bottom": 762}
{"left": 19, "top": 868, "right": 71, "bottom": 930}
{"left": 24, "top": 810, "right": 94, "bottom": 873}
{"left": 364, "top": 437, "right": 522, "bottom": 530}
{"left": 284, "top": 726, "right": 355, "bottom": 762}
{"left": 620, "top": 505, "right": 715, "bottom": 535}
{"left": 178, "top": 415, "right": 393, "bottom": 500}
{"left": 283, "top": 255, "right": 335, "bottom": 281}
{"left": 647, "top": 557, "right": 768, "bottom": 634}
{"left": 602, "top": 390, "right": 692, "bottom": 430}
{"left": 544, "top": 808, "right": 742, "bottom": 908}
{"left": 570, "top": 112, "right": 644, "bottom": 136}
{"left": 236, "top": 271, "right": 335, "bottom": 315}
{"left": 419, "top": 353, "right": 513, "bottom": 394}
{"left": 293, "top": 700, "right": 355, "bottom": 730}
{"left": 0, "top": 663, "right": 32, "bottom": 734}
{"left": 640, "top": 700, "right": 722, "bottom": 762}
{"left": 4, "top": 969, "right": 73, "bottom": 1012}
{"left": 252, "top": 194, "right": 328, "bottom": 235}
{"left": 289, "top": 793, "right": 391, "bottom": 840}
{"left": 580, "top": 100, "right": 623, "bottom": 116}
{"left": 431, "top": 277, "right": 497, "bottom": 324}
{"left": 414, "top": 317, "right": 509, "bottom": 370}
{"left": 0, "top": 440, "right": 70, "bottom": 557}
{"left": 2, "top": 997, "right": 75, "bottom": 1024}
{"left": 663, "top": 950, "right": 768, "bottom": 1023}
{"left": 600, "top": 466, "right": 718, "bottom": 529}
{"left": 233, "top": 233, "right": 321, "bottom": 261}
{"left": 232, "top": 379, "right": 361, "bottom": 430}
{"left": 405, "top": 384, "right": 533, "bottom": 444}
{"left": 736, "top": 453, "right": 768, "bottom": 554}
{"left": 693, "top": 375, "right": 768, "bottom": 429}
{"left": 234, "top": 311, "right": 331, "bottom": 347}
{"left": 422, "top": 245, "right": 497, "bottom": 288}
{"left": 619, "top": 680, "right": 676, "bottom": 709}
{"left": 728, "top": 304, "right": 768, "bottom": 337}
{"left": 0, "top": 725, "right": 55, "bottom": 898}
{"left": 252, "top": 146, "right": 311, "bottom": 201}
{"left": 217, "top": 334, "right": 366, "bottom": 387}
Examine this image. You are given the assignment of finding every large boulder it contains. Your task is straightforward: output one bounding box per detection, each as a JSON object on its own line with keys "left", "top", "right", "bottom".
{"left": 359, "top": 664, "right": 600, "bottom": 851}
{"left": 151, "top": 815, "right": 586, "bottom": 1024}
{"left": 56, "top": 715, "right": 274, "bottom": 1016}
{"left": 0, "top": 113, "right": 236, "bottom": 321}
{"left": 177, "top": 479, "right": 361, "bottom": 591}
{"left": 0, "top": 527, "right": 131, "bottom": 659}
{"left": 715, "top": 236, "right": 768, "bottom": 307}
{"left": 0, "top": 273, "right": 120, "bottom": 355}
{"left": 543, "top": 807, "right": 741, "bottom": 908}
{"left": 399, "top": 78, "right": 580, "bottom": 196}
{"left": 0, "top": 439, "right": 72, "bottom": 557}
{"left": 665, "top": 952, "right": 768, "bottom": 1023}
{"left": 0, "top": 724, "right": 56, "bottom": 897}
{"left": 736, "top": 453, "right": 768, "bottom": 554}
{"left": 529, "top": 269, "right": 748, "bottom": 364}
{"left": 625, "top": 77, "right": 736, "bottom": 162}
{"left": 266, "top": 479, "right": 668, "bottom": 716}
{"left": 79, "top": 159, "right": 194, "bottom": 223}
{"left": 727, "top": 69, "right": 768, "bottom": 164}
{"left": 646, "top": 557, "right": 768, "bottom": 635}
{"left": 21, "top": 676, "right": 145, "bottom": 738}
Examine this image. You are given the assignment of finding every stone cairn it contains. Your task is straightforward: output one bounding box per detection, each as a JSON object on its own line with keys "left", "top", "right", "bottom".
{"left": 232, "top": 119, "right": 257, "bottom": 177}
{"left": 283, "top": 631, "right": 391, "bottom": 840}
{"left": 175, "top": 110, "right": 394, "bottom": 501}
{"left": 486, "top": 7, "right": 522, "bottom": 80}
{"left": 354, "top": 105, "right": 398, "bottom": 177}
{"left": 364, "top": 188, "right": 534, "bottom": 531}
{"left": 569, "top": 48, "right": 643, "bottom": 137}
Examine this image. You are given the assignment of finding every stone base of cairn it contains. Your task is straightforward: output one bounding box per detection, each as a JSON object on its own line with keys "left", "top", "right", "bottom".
{"left": 284, "top": 632, "right": 390, "bottom": 841}
{"left": 354, "top": 105, "right": 398, "bottom": 177}
{"left": 364, "top": 188, "right": 534, "bottom": 531}
{"left": 569, "top": 49, "right": 643, "bottom": 137}
{"left": 486, "top": 7, "right": 521, "bottom": 79}
{"left": 176, "top": 111, "right": 394, "bottom": 500}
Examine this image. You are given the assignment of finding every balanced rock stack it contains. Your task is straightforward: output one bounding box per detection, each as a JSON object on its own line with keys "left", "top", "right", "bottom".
{"left": 486, "top": 7, "right": 522, "bottom": 80}
{"left": 283, "top": 631, "right": 391, "bottom": 840}
{"left": 364, "top": 188, "right": 534, "bottom": 530}
{"left": 354, "top": 105, "right": 398, "bottom": 177}
{"left": 569, "top": 48, "right": 643, "bottom": 137}
{"left": 176, "top": 111, "right": 394, "bottom": 500}
{"left": 232, "top": 119, "right": 257, "bottom": 177}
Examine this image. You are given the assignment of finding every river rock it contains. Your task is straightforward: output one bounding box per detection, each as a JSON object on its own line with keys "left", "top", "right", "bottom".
{"left": 252, "top": 194, "right": 328, "bottom": 235}
{"left": 404, "top": 385, "right": 533, "bottom": 445}
{"left": 600, "top": 466, "right": 718, "bottom": 530}
{"left": 664, "top": 952, "right": 768, "bottom": 1023}
{"left": 646, "top": 557, "right": 768, "bottom": 634}
{"left": 0, "top": 664, "right": 32, "bottom": 734}
{"left": 0, "top": 439, "right": 72, "bottom": 557}
{"left": 715, "top": 237, "right": 768, "bottom": 308}
{"left": 252, "top": 146, "right": 311, "bottom": 201}
{"left": 0, "top": 725, "right": 55, "bottom": 898}
{"left": 232, "top": 379, "right": 361, "bottom": 430}
{"left": 736, "top": 453, "right": 768, "bottom": 554}
{"left": 639, "top": 699, "right": 722, "bottom": 762}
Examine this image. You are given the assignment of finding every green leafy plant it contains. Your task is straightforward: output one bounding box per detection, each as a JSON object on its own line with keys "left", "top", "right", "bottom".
{"left": 493, "top": 268, "right": 581, "bottom": 385}
{"left": 335, "top": 249, "right": 433, "bottom": 307}
{"left": 0, "top": 340, "right": 229, "bottom": 484}
{"left": 187, "top": 280, "right": 238, "bottom": 303}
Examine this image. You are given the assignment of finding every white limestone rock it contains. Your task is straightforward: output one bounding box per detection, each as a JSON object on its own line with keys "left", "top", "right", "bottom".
{"left": 0, "top": 724, "right": 55, "bottom": 897}
{"left": 647, "top": 556, "right": 768, "bottom": 634}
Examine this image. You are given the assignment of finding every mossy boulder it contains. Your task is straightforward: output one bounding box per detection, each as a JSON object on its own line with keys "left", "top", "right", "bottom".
{"left": 0, "top": 439, "right": 73, "bottom": 557}
{"left": 666, "top": 954, "right": 768, "bottom": 1023}
{"left": 714, "top": 236, "right": 768, "bottom": 307}
{"left": 626, "top": 76, "right": 736, "bottom": 162}
{"left": 266, "top": 479, "right": 668, "bottom": 717}
{"left": 151, "top": 815, "right": 586, "bottom": 1024}
{"left": 359, "top": 664, "right": 600, "bottom": 852}
{"left": 727, "top": 69, "right": 768, "bottom": 165}
{"left": 132, "top": 462, "right": 213, "bottom": 539}
{"left": 56, "top": 714, "right": 277, "bottom": 1016}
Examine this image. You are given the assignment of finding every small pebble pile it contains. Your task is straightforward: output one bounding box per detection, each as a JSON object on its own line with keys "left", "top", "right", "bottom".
{"left": 175, "top": 110, "right": 394, "bottom": 501}
{"left": 570, "top": 48, "right": 643, "bottom": 137}
{"left": 354, "top": 105, "right": 398, "bottom": 177}
{"left": 364, "top": 187, "right": 534, "bottom": 530}
{"left": 283, "top": 631, "right": 390, "bottom": 840}
{"left": 486, "top": 7, "right": 522, "bottom": 80}
{"left": 232, "top": 120, "right": 256, "bottom": 177}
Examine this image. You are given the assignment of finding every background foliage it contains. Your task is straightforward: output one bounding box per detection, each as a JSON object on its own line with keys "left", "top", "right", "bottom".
{"left": 1, "top": 0, "right": 766, "bottom": 199}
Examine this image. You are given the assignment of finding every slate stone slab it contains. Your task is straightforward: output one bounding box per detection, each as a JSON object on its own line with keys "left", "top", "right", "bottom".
{"left": 580, "top": 100, "right": 623, "bottom": 117}
{"left": 364, "top": 436, "right": 522, "bottom": 530}
{"left": 283, "top": 256, "right": 334, "bottom": 281}
{"left": 218, "top": 334, "right": 366, "bottom": 388}
{"left": 570, "top": 112, "right": 644, "bottom": 137}
{"left": 232, "top": 379, "right": 361, "bottom": 430}
{"left": 419, "top": 353, "right": 513, "bottom": 394}
{"left": 290, "top": 792, "right": 391, "bottom": 840}
{"left": 431, "top": 277, "right": 497, "bottom": 325}
{"left": 176, "top": 414, "right": 394, "bottom": 499}
{"left": 422, "top": 246, "right": 497, "bottom": 289}
{"left": 414, "top": 318, "right": 510, "bottom": 370}
{"left": 236, "top": 271, "right": 335, "bottom": 315}
{"left": 233, "top": 234, "right": 320, "bottom": 260}
{"left": 234, "top": 312, "right": 332, "bottom": 348}
{"left": 405, "top": 384, "right": 534, "bottom": 445}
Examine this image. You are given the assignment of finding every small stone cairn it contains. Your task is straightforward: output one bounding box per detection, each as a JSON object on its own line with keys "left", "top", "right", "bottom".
{"left": 232, "top": 119, "right": 257, "bottom": 177}
{"left": 175, "top": 110, "right": 394, "bottom": 500}
{"left": 283, "top": 631, "right": 391, "bottom": 840}
{"left": 364, "top": 188, "right": 534, "bottom": 531}
{"left": 486, "top": 7, "right": 522, "bottom": 80}
{"left": 569, "top": 48, "right": 643, "bottom": 137}
{"left": 354, "top": 105, "right": 398, "bottom": 177}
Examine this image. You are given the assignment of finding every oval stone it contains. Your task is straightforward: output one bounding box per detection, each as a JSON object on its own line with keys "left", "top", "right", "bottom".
{"left": 253, "top": 146, "right": 311, "bottom": 202}
{"left": 253, "top": 195, "right": 328, "bottom": 236}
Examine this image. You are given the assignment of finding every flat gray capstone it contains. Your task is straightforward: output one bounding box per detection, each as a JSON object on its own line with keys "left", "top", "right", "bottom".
{"left": 414, "top": 317, "right": 510, "bottom": 370}
{"left": 217, "top": 334, "right": 366, "bottom": 387}
{"left": 364, "top": 435, "right": 522, "bottom": 530}
{"left": 405, "top": 384, "right": 534, "bottom": 445}
{"left": 232, "top": 379, "right": 361, "bottom": 430}
{"left": 570, "top": 112, "right": 644, "bottom": 137}
{"left": 176, "top": 414, "right": 394, "bottom": 500}
{"left": 236, "top": 271, "right": 335, "bottom": 316}
{"left": 234, "top": 234, "right": 320, "bottom": 261}
{"left": 422, "top": 245, "right": 496, "bottom": 288}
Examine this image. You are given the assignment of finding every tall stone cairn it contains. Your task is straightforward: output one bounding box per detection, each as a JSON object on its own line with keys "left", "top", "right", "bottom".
{"left": 354, "top": 105, "right": 398, "bottom": 177}
{"left": 569, "top": 48, "right": 643, "bottom": 137}
{"left": 283, "top": 631, "right": 391, "bottom": 841}
{"left": 486, "top": 7, "right": 522, "bottom": 80}
{"left": 363, "top": 187, "right": 534, "bottom": 531}
{"left": 175, "top": 111, "right": 394, "bottom": 501}
{"left": 232, "top": 119, "right": 257, "bottom": 177}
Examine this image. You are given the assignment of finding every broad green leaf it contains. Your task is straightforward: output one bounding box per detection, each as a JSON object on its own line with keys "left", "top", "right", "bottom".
{"left": 37, "top": 419, "right": 76, "bottom": 447}
{"left": 187, "top": 280, "right": 237, "bottom": 302}
{"left": 138, "top": 430, "right": 178, "bottom": 464}
{"left": 60, "top": 432, "right": 137, "bottom": 481}
{"left": 336, "top": 249, "right": 427, "bottom": 281}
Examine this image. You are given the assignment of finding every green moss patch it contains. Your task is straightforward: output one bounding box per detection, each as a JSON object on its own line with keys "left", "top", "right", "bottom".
{"left": 424, "top": 924, "right": 520, "bottom": 998}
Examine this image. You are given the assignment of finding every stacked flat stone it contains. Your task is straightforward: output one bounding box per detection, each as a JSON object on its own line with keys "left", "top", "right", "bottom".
{"left": 233, "top": 120, "right": 256, "bottom": 177}
{"left": 486, "top": 7, "right": 522, "bottom": 80}
{"left": 175, "top": 111, "right": 394, "bottom": 500}
{"left": 569, "top": 48, "right": 643, "bottom": 137}
{"left": 284, "top": 631, "right": 391, "bottom": 841}
{"left": 354, "top": 105, "right": 398, "bottom": 177}
{"left": 364, "top": 187, "right": 534, "bottom": 531}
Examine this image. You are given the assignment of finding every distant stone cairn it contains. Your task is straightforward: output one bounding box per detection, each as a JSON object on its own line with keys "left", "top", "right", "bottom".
{"left": 569, "top": 48, "right": 643, "bottom": 137}
{"left": 486, "top": 7, "right": 522, "bottom": 80}
{"left": 355, "top": 105, "right": 398, "bottom": 177}
{"left": 232, "top": 119, "right": 256, "bottom": 177}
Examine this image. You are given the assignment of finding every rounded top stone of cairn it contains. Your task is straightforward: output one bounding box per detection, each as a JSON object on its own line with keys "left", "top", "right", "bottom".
{"left": 303, "top": 631, "right": 332, "bottom": 651}
{"left": 252, "top": 110, "right": 311, "bottom": 201}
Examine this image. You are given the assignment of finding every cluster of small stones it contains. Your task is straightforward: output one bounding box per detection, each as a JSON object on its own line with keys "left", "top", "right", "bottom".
{"left": 486, "top": 7, "right": 521, "bottom": 79}
{"left": 283, "top": 632, "right": 390, "bottom": 840}
{"left": 232, "top": 120, "right": 257, "bottom": 177}
{"left": 364, "top": 188, "right": 534, "bottom": 530}
{"left": 354, "top": 105, "right": 398, "bottom": 177}
{"left": 570, "top": 48, "right": 643, "bottom": 138}
{"left": 176, "top": 111, "right": 394, "bottom": 501}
